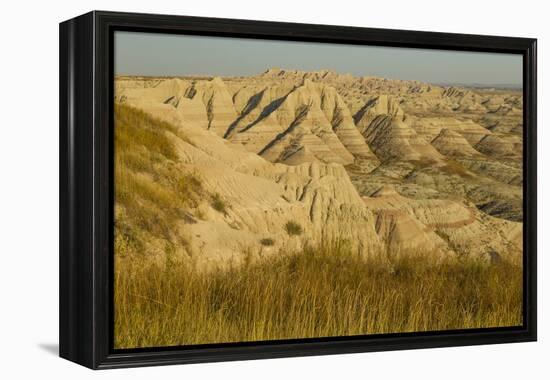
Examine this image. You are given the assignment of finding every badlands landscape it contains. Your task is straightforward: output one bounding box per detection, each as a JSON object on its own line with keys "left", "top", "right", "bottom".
{"left": 113, "top": 69, "right": 523, "bottom": 348}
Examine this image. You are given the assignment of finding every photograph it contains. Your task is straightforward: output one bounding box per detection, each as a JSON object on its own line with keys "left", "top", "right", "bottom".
{"left": 0, "top": 0, "right": 546, "bottom": 376}
{"left": 112, "top": 31, "right": 524, "bottom": 349}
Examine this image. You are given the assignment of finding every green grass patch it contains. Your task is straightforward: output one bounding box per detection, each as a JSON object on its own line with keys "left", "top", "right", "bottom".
{"left": 260, "top": 238, "right": 275, "bottom": 246}
{"left": 284, "top": 220, "right": 303, "bottom": 236}
{"left": 211, "top": 193, "right": 228, "bottom": 214}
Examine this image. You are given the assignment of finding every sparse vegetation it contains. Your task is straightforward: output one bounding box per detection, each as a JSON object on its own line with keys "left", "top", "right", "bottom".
{"left": 440, "top": 160, "right": 474, "bottom": 178}
{"left": 260, "top": 238, "right": 275, "bottom": 246}
{"left": 114, "top": 241, "right": 522, "bottom": 348}
{"left": 114, "top": 104, "right": 203, "bottom": 256}
{"left": 284, "top": 220, "right": 303, "bottom": 236}
{"left": 211, "top": 193, "right": 228, "bottom": 214}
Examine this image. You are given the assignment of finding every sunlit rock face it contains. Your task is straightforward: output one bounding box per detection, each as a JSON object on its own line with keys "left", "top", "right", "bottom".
{"left": 114, "top": 69, "right": 523, "bottom": 266}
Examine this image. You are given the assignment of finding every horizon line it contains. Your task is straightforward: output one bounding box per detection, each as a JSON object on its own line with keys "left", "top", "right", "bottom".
{"left": 114, "top": 70, "right": 523, "bottom": 89}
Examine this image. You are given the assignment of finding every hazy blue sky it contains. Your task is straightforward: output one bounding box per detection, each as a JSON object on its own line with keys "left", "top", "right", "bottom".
{"left": 115, "top": 31, "right": 522, "bottom": 86}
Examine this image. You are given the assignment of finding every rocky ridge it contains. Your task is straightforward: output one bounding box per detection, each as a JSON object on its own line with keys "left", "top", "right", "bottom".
{"left": 115, "top": 69, "right": 523, "bottom": 266}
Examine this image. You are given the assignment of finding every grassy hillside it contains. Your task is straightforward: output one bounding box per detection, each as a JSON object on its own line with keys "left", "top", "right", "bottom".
{"left": 114, "top": 104, "right": 203, "bottom": 258}
{"left": 114, "top": 241, "right": 522, "bottom": 348}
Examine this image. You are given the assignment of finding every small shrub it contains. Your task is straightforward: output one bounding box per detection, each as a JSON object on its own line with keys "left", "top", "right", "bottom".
{"left": 211, "top": 193, "right": 227, "bottom": 214}
{"left": 260, "top": 238, "right": 275, "bottom": 246}
{"left": 284, "top": 220, "right": 303, "bottom": 236}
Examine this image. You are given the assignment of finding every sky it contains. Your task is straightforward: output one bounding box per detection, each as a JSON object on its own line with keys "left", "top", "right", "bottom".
{"left": 114, "top": 31, "right": 523, "bottom": 87}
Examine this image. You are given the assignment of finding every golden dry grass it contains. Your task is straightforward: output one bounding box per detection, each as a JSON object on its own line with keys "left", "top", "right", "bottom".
{"left": 113, "top": 104, "right": 522, "bottom": 350}
{"left": 114, "top": 241, "right": 522, "bottom": 349}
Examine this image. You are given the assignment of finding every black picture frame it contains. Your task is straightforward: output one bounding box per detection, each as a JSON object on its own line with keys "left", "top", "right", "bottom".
{"left": 59, "top": 10, "right": 537, "bottom": 369}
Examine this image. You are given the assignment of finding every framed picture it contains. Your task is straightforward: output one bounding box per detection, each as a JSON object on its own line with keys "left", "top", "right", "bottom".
{"left": 59, "top": 11, "right": 537, "bottom": 369}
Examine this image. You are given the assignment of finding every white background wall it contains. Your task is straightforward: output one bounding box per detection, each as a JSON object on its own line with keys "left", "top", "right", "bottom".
{"left": 0, "top": 0, "right": 546, "bottom": 377}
